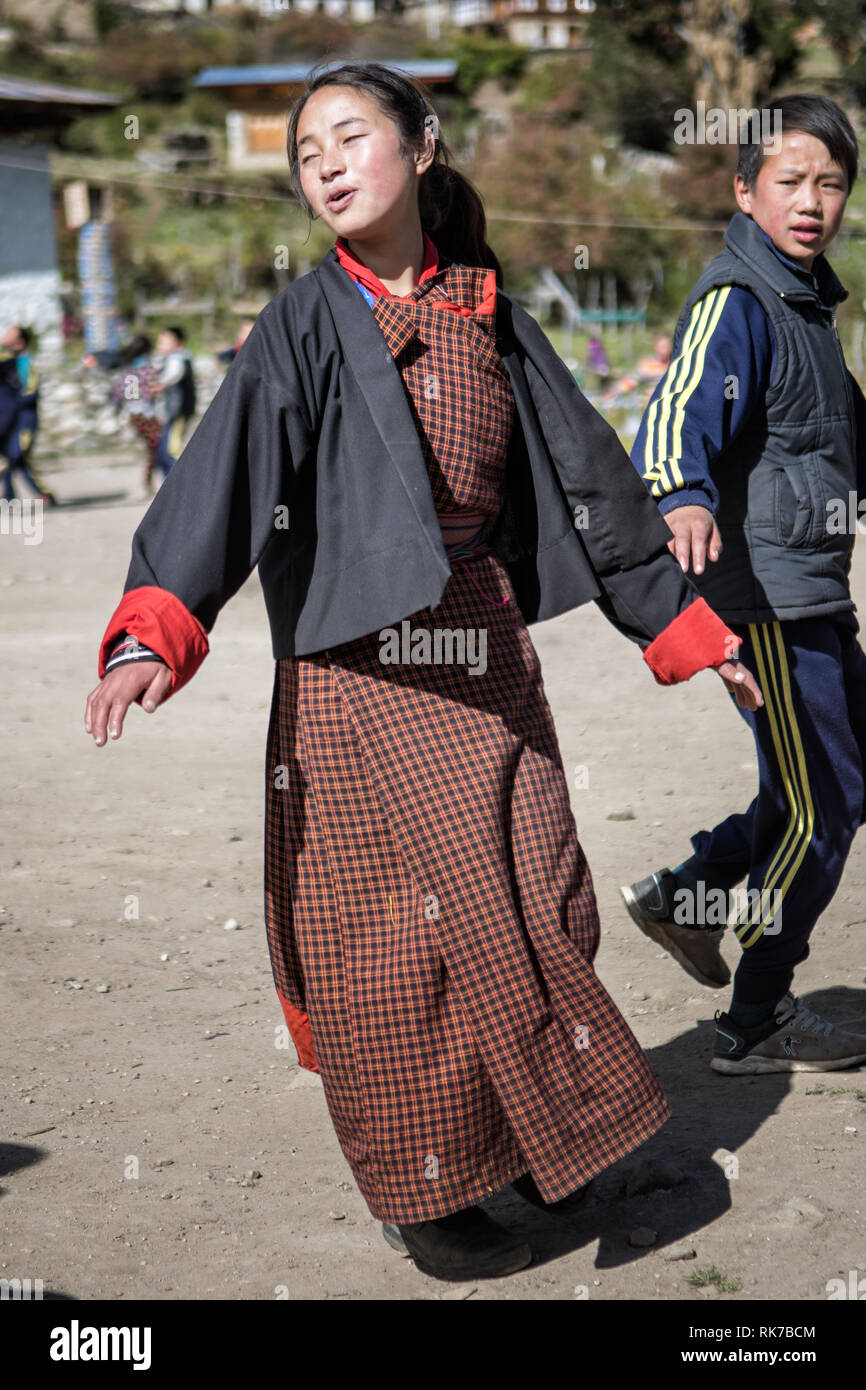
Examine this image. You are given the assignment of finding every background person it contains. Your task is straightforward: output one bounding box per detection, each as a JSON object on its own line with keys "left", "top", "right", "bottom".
{"left": 0, "top": 325, "right": 56, "bottom": 506}
{"left": 152, "top": 325, "right": 196, "bottom": 481}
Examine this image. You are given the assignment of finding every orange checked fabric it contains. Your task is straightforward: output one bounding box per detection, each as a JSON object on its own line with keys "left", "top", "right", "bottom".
{"left": 262, "top": 248, "right": 671, "bottom": 1225}
{"left": 368, "top": 262, "right": 513, "bottom": 516}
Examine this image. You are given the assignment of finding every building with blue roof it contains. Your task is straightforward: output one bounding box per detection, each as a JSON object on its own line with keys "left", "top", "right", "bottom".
{"left": 193, "top": 59, "right": 459, "bottom": 169}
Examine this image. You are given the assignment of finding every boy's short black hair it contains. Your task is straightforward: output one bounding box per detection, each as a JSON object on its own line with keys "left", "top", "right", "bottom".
{"left": 15, "top": 325, "right": 32, "bottom": 349}
{"left": 737, "top": 93, "right": 859, "bottom": 191}
{"left": 163, "top": 325, "right": 186, "bottom": 343}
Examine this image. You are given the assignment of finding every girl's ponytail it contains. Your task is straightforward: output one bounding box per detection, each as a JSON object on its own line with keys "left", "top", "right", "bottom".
{"left": 418, "top": 160, "right": 504, "bottom": 286}
{"left": 287, "top": 61, "right": 504, "bottom": 287}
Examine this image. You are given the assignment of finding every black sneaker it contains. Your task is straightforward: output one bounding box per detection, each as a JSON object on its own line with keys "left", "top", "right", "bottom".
{"left": 391, "top": 1205, "right": 532, "bottom": 1281}
{"left": 620, "top": 868, "right": 730, "bottom": 989}
{"left": 712, "top": 993, "right": 866, "bottom": 1074}
{"left": 381, "top": 1222, "right": 409, "bottom": 1255}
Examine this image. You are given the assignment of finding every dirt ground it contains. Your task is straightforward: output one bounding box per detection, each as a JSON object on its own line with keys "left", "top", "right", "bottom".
{"left": 2, "top": 445, "right": 865, "bottom": 1303}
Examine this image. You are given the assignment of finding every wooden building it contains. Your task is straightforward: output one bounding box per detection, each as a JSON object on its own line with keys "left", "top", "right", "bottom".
{"left": 193, "top": 59, "right": 459, "bottom": 170}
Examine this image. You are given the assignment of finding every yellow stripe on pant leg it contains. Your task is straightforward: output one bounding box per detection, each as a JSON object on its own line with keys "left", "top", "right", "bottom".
{"left": 753, "top": 623, "right": 808, "bottom": 895}
{"left": 734, "top": 621, "right": 804, "bottom": 943}
{"left": 751, "top": 622, "right": 814, "bottom": 933}
{"left": 763, "top": 620, "right": 815, "bottom": 909}
{"left": 733, "top": 623, "right": 804, "bottom": 945}
{"left": 737, "top": 623, "right": 802, "bottom": 907}
{"left": 735, "top": 623, "right": 814, "bottom": 946}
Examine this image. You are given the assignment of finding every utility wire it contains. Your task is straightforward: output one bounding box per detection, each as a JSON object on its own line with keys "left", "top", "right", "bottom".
{"left": 3, "top": 156, "right": 866, "bottom": 235}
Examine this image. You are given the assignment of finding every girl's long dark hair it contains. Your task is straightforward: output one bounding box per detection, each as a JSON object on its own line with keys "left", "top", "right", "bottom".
{"left": 286, "top": 61, "right": 504, "bottom": 287}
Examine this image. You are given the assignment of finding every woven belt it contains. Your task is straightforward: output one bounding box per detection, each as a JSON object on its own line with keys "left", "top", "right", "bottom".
{"left": 442, "top": 521, "right": 510, "bottom": 608}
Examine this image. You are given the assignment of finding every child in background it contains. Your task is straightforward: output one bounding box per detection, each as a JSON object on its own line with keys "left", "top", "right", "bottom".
{"left": 152, "top": 326, "right": 196, "bottom": 481}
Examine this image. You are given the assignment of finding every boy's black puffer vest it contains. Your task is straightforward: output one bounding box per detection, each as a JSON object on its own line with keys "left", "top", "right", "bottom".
{"left": 672, "top": 210, "right": 857, "bottom": 624}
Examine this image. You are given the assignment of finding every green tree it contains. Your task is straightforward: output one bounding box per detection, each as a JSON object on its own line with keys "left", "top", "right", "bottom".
{"left": 585, "top": 2, "right": 693, "bottom": 151}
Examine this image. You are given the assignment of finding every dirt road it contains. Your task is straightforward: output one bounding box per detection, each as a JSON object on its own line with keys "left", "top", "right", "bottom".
{"left": 2, "top": 448, "right": 865, "bottom": 1301}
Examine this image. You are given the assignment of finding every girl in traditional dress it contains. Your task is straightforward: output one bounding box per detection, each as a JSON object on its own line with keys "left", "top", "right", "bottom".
{"left": 85, "top": 62, "right": 761, "bottom": 1283}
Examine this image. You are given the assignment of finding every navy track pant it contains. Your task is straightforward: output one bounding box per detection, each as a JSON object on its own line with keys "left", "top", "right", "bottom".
{"left": 682, "top": 616, "right": 866, "bottom": 1006}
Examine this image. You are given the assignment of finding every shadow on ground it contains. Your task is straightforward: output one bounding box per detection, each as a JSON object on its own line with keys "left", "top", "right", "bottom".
{"left": 478, "top": 985, "right": 866, "bottom": 1275}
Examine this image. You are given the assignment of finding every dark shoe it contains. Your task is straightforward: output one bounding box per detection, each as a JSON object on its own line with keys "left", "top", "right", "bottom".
{"left": 620, "top": 868, "right": 730, "bottom": 988}
{"left": 395, "top": 1205, "right": 532, "bottom": 1281}
{"left": 381, "top": 1222, "right": 409, "bottom": 1255}
{"left": 512, "top": 1170, "right": 594, "bottom": 1216}
{"left": 712, "top": 993, "right": 866, "bottom": 1074}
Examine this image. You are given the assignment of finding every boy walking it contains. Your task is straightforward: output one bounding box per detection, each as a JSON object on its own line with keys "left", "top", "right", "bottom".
{"left": 622, "top": 94, "right": 866, "bottom": 1074}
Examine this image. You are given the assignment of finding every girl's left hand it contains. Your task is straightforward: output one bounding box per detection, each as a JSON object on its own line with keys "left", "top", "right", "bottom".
{"left": 715, "top": 659, "right": 763, "bottom": 711}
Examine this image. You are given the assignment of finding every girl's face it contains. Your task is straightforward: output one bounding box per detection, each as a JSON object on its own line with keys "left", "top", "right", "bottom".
{"left": 296, "top": 85, "right": 432, "bottom": 239}
{"left": 734, "top": 131, "right": 848, "bottom": 269}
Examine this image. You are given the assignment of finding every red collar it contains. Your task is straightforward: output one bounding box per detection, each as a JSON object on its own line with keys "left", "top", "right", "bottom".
{"left": 334, "top": 231, "right": 440, "bottom": 300}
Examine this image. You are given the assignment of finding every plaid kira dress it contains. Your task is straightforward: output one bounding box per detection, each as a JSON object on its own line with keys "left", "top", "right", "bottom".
{"left": 263, "top": 248, "right": 670, "bottom": 1224}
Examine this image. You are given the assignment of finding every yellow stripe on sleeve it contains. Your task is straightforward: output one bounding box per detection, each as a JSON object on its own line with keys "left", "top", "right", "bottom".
{"left": 667, "top": 286, "right": 731, "bottom": 489}
{"left": 642, "top": 291, "right": 721, "bottom": 497}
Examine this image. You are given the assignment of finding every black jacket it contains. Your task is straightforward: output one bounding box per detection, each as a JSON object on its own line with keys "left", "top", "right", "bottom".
{"left": 673, "top": 211, "right": 857, "bottom": 623}
{"left": 119, "top": 245, "right": 699, "bottom": 657}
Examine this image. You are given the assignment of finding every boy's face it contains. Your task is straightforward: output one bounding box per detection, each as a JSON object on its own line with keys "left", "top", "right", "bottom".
{"left": 157, "top": 331, "right": 177, "bottom": 354}
{"left": 734, "top": 131, "right": 849, "bottom": 270}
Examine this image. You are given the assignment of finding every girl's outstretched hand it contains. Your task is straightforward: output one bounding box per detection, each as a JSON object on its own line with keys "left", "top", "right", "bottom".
{"left": 715, "top": 659, "right": 763, "bottom": 711}
{"left": 84, "top": 661, "right": 173, "bottom": 746}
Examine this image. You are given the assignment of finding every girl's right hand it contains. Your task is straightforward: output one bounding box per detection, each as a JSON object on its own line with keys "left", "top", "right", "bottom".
{"left": 84, "top": 661, "right": 173, "bottom": 746}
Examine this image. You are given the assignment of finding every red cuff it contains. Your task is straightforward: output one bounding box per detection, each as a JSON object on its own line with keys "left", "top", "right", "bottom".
{"left": 643, "top": 597, "right": 738, "bottom": 685}
{"left": 98, "top": 585, "right": 209, "bottom": 701}
{"left": 276, "top": 989, "right": 318, "bottom": 1073}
